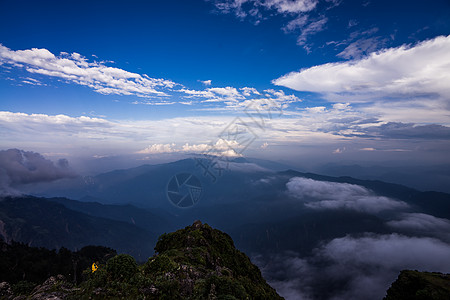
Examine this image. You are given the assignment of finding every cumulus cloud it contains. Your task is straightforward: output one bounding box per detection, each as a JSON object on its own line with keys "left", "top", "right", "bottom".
{"left": 240, "top": 87, "right": 261, "bottom": 96}
{"left": 136, "top": 139, "right": 243, "bottom": 157}
{"left": 257, "top": 234, "right": 450, "bottom": 300}
{"left": 273, "top": 35, "right": 450, "bottom": 105}
{"left": 136, "top": 143, "right": 176, "bottom": 154}
{"left": 0, "top": 44, "right": 176, "bottom": 98}
{"left": 0, "top": 149, "right": 76, "bottom": 195}
{"left": 286, "top": 177, "right": 408, "bottom": 213}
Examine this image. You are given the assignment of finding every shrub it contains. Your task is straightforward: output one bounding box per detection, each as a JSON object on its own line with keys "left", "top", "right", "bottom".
{"left": 106, "top": 254, "right": 138, "bottom": 282}
{"left": 11, "top": 281, "right": 36, "bottom": 295}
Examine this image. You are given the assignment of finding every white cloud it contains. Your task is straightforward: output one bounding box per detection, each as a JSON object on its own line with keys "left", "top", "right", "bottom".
{"left": 0, "top": 44, "right": 176, "bottom": 98}
{"left": 178, "top": 86, "right": 244, "bottom": 102}
{"left": 183, "top": 139, "right": 244, "bottom": 157}
{"left": 387, "top": 213, "right": 450, "bottom": 236}
{"left": 295, "top": 16, "right": 327, "bottom": 47}
{"left": 211, "top": 0, "right": 330, "bottom": 50}
{"left": 283, "top": 15, "right": 308, "bottom": 32}
{"left": 21, "top": 77, "right": 46, "bottom": 86}
{"left": 213, "top": 0, "right": 318, "bottom": 17}
{"left": 332, "top": 147, "right": 345, "bottom": 153}
{"left": 136, "top": 139, "right": 243, "bottom": 157}
{"left": 273, "top": 35, "right": 450, "bottom": 106}
{"left": 228, "top": 89, "right": 300, "bottom": 112}
{"left": 136, "top": 143, "right": 176, "bottom": 154}
{"left": 208, "top": 86, "right": 242, "bottom": 98}
{"left": 263, "top": 0, "right": 318, "bottom": 14}
{"left": 178, "top": 88, "right": 215, "bottom": 98}
{"left": 305, "top": 106, "right": 326, "bottom": 113}
{"left": 179, "top": 85, "right": 300, "bottom": 111}
{"left": 240, "top": 87, "right": 260, "bottom": 96}
{"left": 286, "top": 177, "right": 408, "bottom": 213}
{"left": 199, "top": 79, "right": 212, "bottom": 86}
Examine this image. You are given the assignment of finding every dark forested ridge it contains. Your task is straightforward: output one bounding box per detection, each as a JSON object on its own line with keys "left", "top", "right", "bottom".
{"left": 0, "top": 241, "right": 116, "bottom": 296}
{"left": 0, "top": 196, "right": 157, "bottom": 259}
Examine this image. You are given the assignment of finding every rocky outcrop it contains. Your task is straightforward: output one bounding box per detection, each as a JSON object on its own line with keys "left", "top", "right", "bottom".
{"left": 384, "top": 270, "right": 450, "bottom": 300}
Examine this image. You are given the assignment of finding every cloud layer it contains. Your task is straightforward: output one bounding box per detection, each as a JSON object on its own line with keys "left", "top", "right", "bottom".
{"left": 2, "top": 109, "right": 449, "bottom": 169}
{"left": 0, "top": 149, "right": 76, "bottom": 195}
{"left": 257, "top": 233, "right": 450, "bottom": 300}
{"left": 286, "top": 177, "right": 407, "bottom": 213}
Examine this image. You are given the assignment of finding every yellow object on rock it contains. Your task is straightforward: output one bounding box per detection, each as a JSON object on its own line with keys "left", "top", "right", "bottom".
{"left": 92, "top": 262, "right": 98, "bottom": 273}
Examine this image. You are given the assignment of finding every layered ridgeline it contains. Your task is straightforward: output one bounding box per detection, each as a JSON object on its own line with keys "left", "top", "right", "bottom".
{"left": 0, "top": 221, "right": 283, "bottom": 299}
{"left": 0, "top": 196, "right": 160, "bottom": 260}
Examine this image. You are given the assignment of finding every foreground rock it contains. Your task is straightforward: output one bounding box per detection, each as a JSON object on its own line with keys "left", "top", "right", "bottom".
{"left": 384, "top": 270, "right": 450, "bottom": 300}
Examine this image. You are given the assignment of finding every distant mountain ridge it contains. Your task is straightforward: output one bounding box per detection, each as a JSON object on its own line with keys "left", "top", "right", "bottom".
{"left": 14, "top": 158, "right": 450, "bottom": 255}
{"left": 29, "top": 157, "right": 450, "bottom": 214}
{"left": 0, "top": 196, "right": 158, "bottom": 259}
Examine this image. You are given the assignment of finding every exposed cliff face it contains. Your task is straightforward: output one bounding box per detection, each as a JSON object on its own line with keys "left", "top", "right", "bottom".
{"left": 384, "top": 270, "right": 450, "bottom": 300}
{"left": 1, "top": 221, "right": 283, "bottom": 300}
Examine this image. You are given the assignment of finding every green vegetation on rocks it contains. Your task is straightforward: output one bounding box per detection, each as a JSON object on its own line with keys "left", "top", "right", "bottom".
{"left": 1, "top": 220, "right": 283, "bottom": 299}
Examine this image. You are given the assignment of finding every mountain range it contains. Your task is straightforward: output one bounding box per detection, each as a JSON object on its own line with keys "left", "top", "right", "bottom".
{"left": 2, "top": 157, "right": 450, "bottom": 299}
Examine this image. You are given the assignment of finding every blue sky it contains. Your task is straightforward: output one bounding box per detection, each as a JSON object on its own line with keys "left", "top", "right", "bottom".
{"left": 1, "top": 0, "right": 450, "bottom": 174}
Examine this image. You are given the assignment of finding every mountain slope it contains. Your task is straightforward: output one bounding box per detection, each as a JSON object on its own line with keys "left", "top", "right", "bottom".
{"left": 0, "top": 196, "right": 157, "bottom": 259}
{"left": 47, "top": 196, "right": 173, "bottom": 233}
